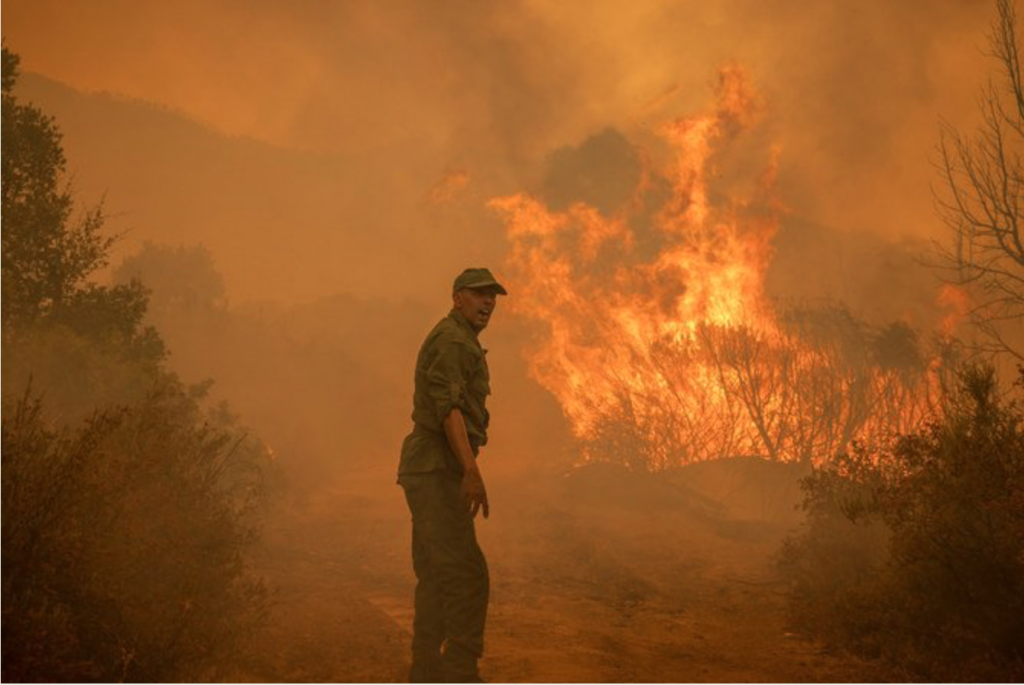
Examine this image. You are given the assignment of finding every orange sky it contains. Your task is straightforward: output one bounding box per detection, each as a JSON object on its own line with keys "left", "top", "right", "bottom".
{"left": 2, "top": 0, "right": 996, "bottom": 303}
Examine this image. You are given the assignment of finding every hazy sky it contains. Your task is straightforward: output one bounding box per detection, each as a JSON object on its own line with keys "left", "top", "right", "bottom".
{"left": 3, "top": 0, "right": 997, "bottom": 303}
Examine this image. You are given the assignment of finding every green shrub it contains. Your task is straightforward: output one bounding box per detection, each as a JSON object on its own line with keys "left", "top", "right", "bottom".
{"left": 780, "top": 364, "right": 1024, "bottom": 680}
{"left": 1, "top": 44, "right": 276, "bottom": 681}
{"left": 2, "top": 380, "right": 270, "bottom": 682}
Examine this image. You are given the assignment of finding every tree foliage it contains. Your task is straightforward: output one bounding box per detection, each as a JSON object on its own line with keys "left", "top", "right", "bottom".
{"left": 1, "top": 46, "right": 159, "bottom": 361}
{"left": 114, "top": 242, "right": 227, "bottom": 316}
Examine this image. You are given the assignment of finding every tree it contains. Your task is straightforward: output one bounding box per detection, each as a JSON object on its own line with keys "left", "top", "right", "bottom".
{"left": 114, "top": 242, "right": 227, "bottom": 316}
{"left": 0, "top": 46, "right": 273, "bottom": 680}
{"left": 1, "top": 46, "right": 163, "bottom": 365}
{"left": 2, "top": 48, "right": 107, "bottom": 324}
{"left": 936, "top": 0, "right": 1024, "bottom": 361}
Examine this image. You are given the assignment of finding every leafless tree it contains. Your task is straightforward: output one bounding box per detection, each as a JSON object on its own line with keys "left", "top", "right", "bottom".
{"left": 936, "top": 0, "right": 1024, "bottom": 360}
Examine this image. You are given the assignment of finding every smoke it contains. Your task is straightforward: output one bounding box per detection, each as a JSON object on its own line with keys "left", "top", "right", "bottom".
{"left": 1, "top": 6, "right": 1009, "bottom": 677}
{"left": 2, "top": 0, "right": 997, "bottom": 484}
{"left": 3, "top": 0, "right": 999, "bottom": 475}
{"left": 5, "top": 1, "right": 992, "bottom": 244}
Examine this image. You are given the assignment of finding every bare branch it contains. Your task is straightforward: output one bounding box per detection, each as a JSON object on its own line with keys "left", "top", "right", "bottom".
{"left": 933, "top": 0, "right": 1024, "bottom": 360}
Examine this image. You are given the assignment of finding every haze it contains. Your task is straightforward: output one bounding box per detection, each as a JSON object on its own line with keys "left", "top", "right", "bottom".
{"left": 2, "top": 1, "right": 1010, "bottom": 681}
{"left": 5, "top": 0, "right": 991, "bottom": 304}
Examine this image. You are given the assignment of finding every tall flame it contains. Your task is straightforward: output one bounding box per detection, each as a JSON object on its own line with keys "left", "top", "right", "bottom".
{"left": 492, "top": 67, "right": 939, "bottom": 469}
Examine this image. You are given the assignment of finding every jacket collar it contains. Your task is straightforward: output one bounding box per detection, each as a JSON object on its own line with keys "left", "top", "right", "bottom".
{"left": 448, "top": 309, "right": 482, "bottom": 343}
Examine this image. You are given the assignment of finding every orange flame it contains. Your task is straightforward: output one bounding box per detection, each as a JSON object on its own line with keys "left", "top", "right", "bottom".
{"left": 492, "top": 66, "right": 938, "bottom": 469}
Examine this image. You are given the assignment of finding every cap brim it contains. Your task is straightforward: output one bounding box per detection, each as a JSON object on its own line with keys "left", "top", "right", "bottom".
{"left": 463, "top": 280, "right": 508, "bottom": 295}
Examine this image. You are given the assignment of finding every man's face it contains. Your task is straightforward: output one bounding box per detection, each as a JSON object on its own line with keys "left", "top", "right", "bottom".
{"left": 453, "top": 286, "right": 500, "bottom": 332}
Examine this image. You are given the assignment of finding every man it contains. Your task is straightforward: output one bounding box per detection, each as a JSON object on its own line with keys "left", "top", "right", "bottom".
{"left": 397, "top": 267, "right": 508, "bottom": 683}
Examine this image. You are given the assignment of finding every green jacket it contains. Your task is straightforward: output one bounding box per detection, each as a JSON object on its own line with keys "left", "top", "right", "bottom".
{"left": 398, "top": 310, "right": 491, "bottom": 478}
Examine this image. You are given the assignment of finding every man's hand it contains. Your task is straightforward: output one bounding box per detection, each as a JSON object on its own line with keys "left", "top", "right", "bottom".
{"left": 443, "top": 407, "right": 491, "bottom": 520}
{"left": 461, "top": 466, "right": 489, "bottom": 519}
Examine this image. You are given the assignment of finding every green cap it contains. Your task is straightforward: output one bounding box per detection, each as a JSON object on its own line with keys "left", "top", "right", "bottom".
{"left": 453, "top": 267, "right": 508, "bottom": 295}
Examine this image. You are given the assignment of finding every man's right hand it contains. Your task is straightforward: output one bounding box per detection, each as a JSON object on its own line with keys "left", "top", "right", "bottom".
{"left": 461, "top": 466, "right": 489, "bottom": 519}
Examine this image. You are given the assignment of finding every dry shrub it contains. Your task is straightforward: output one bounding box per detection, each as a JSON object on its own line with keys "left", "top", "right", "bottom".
{"left": 780, "top": 364, "right": 1024, "bottom": 680}
{"left": 2, "top": 380, "right": 271, "bottom": 682}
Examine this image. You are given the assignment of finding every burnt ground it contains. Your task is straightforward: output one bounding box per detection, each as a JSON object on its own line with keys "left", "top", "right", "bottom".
{"left": 233, "top": 459, "right": 880, "bottom": 683}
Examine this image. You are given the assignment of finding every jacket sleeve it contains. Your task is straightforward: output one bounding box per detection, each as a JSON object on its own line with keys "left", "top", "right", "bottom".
{"left": 425, "top": 338, "right": 477, "bottom": 424}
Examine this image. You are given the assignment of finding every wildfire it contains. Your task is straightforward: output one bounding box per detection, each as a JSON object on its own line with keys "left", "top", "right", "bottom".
{"left": 492, "top": 66, "right": 941, "bottom": 470}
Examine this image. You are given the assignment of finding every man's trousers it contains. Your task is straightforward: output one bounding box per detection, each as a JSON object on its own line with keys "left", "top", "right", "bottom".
{"left": 400, "top": 471, "right": 489, "bottom": 682}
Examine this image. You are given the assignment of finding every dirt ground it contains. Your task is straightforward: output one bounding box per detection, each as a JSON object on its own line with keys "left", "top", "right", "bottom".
{"left": 235, "top": 460, "right": 880, "bottom": 683}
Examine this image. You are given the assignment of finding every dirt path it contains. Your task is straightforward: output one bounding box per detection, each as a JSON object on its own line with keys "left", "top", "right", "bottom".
{"left": 236, "top": 465, "right": 878, "bottom": 682}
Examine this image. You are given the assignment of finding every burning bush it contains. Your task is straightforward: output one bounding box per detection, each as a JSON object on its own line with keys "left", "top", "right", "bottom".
{"left": 493, "top": 66, "right": 948, "bottom": 471}
{"left": 580, "top": 307, "right": 949, "bottom": 469}
{"left": 780, "top": 364, "right": 1024, "bottom": 680}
